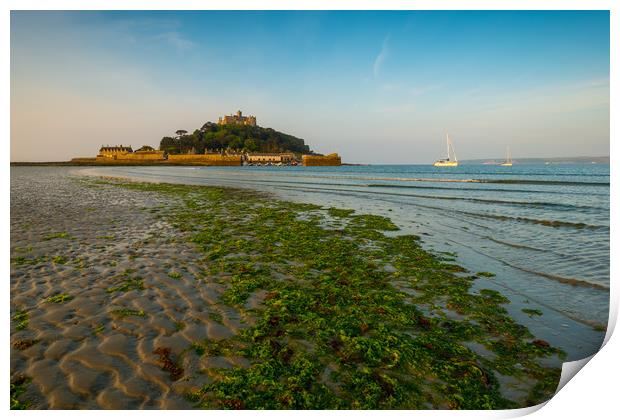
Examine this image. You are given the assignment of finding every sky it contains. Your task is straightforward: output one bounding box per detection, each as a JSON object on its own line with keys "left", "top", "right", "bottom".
{"left": 10, "top": 10, "right": 610, "bottom": 163}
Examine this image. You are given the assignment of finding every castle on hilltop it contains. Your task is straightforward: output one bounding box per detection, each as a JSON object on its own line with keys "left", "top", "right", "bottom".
{"left": 71, "top": 111, "right": 342, "bottom": 167}
{"left": 218, "top": 110, "right": 257, "bottom": 126}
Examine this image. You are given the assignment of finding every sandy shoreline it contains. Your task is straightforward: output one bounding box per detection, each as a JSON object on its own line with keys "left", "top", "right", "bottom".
{"left": 11, "top": 168, "right": 241, "bottom": 408}
{"left": 11, "top": 167, "right": 565, "bottom": 409}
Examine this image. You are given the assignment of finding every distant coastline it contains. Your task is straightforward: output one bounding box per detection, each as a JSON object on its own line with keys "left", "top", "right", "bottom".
{"left": 461, "top": 156, "right": 609, "bottom": 165}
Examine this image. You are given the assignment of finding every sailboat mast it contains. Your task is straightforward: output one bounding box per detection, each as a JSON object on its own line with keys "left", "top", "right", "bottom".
{"left": 447, "top": 135, "right": 457, "bottom": 162}
{"left": 434, "top": 133, "right": 458, "bottom": 166}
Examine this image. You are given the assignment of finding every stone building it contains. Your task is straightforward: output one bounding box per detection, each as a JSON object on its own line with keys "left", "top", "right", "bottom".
{"left": 97, "top": 145, "right": 133, "bottom": 160}
{"left": 218, "top": 110, "right": 257, "bottom": 126}
{"left": 96, "top": 145, "right": 164, "bottom": 161}
{"left": 245, "top": 153, "right": 298, "bottom": 164}
{"left": 279, "top": 153, "right": 296, "bottom": 163}
{"left": 246, "top": 153, "right": 283, "bottom": 163}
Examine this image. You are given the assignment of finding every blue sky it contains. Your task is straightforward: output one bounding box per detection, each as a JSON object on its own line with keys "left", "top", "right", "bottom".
{"left": 11, "top": 11, "right": 609, "bottom": 163}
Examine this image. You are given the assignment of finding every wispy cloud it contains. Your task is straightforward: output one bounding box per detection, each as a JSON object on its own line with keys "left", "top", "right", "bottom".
{"left": 151, "top": 31, "right": 196, "bottom": 53}
{"left": 99, "top": 17, "right": 196, "bottom": 54}
{"left": 373, "top": 35, "right": 390, "bottom": 78}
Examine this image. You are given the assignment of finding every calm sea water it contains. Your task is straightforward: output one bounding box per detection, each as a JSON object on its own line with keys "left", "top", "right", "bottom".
{"left": 81, "top": 163, "right": 610, "bottom": 359}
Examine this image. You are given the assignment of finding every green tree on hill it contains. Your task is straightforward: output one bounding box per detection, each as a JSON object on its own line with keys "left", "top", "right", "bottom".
{"left": 160, "top": 123, "right": 312, "bottom": 155}
{"left": 243, "top": 138, "right": 258, "bottom": 152}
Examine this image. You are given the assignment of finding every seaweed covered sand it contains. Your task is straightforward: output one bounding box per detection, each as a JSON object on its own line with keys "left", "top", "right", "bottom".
{"left": 10, "top": 167, "right": 563, "bottom": 409}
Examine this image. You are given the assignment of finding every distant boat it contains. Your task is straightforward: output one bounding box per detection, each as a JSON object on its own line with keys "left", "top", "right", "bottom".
{"left": 433, "top": 134, "right": 458, "bottom": 167}
{"left": 500, "top": 146, "right": 513, "bottom": 166}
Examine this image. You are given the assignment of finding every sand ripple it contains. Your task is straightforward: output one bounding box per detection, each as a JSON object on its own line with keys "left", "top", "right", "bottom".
{"left": 11, "top": 167, "right": 243, "bottom": 408}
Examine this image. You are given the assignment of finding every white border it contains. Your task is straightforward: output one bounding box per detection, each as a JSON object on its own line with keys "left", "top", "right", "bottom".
{"left": 4, "top": 1, "right": 616, "bottom": 419}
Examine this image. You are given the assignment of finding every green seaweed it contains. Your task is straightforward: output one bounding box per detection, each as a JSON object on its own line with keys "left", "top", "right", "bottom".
{"left": 327, "top": 208, "right": 355, "bottom": 218}
{"left": 44, "top": 293, "right": 73, "bottom": 304}
{"left": 51, "top": 255, "right": 67, "bottom": 265}
{"left": 12, "top": 310, "right": 28, "bottom": 331}
{"left": 92, "top": 178, "right": 565, "bottom": 409}
{"left": 110, "top": 308, "right": 146, "bottom": 318}
{"left": 190, "top": 339, "right": 234, "bottom": 357}
{"left": 71, "top": 257, "right": 89, "bottom": 269}
{"left": 168, "top": 271, "right": 183, "bottom": 280}
{"left": 476, "top": 272, "right": 496, "bottom": 278}
{"left": 43, "top": 231, "right": 71, "bottom": 241}
{"left": 13, "top": 246, "right": 33, "bottom": 253}
{"left": 209, "top": 312, "right": 224, "bottom": 323}
{"left": 348, "top": 214, "right": 400, "bottom": 232}
{"left": 97, "top": 235, "right": 116, "bottom": 240}
{"left": 522, "top": 308, "right": 543, "bottom": 317}
{"left": 10, "top": 376, "right": 31, "bottom": 410}
{"left": 106, "top": 271, "right": 145, "bottom": 294}
{"left": 221, "top": 266, "right": 270, "bottom": 305}
{"left": 12, "top": 256, "right": 47, "bottom": 267}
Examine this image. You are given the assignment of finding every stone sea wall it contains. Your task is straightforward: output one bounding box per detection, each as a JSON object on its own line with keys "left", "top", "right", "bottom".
{"left": 302, "top": 153, "right": 342, "bottom": 166}
{"left": 167, "top": 154, "right": 241, "bottom": 166}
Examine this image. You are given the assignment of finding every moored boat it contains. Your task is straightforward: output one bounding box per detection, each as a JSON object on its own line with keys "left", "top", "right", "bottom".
{"left": 500, "top": 146, "right": 513, "bottom": 166}
{"left": 433, "top": 134, "right": 458, "bottom": 167}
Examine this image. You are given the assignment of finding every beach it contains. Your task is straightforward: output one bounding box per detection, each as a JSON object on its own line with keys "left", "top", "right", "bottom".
{"left": 11, "top": 166, "right": 570, "bottom": 409}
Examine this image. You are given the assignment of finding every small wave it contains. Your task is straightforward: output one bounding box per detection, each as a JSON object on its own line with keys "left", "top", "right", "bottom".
{"left": 485, "top": 237, "right": 608, "bottom": 270}
{"left": 484, "top": 237, "right": 547, "bottom": 252}
{"left": 277, "top": 182, "right": 604, "bottom": 213}
{"left": 446, "top": 235, "right": 609, "bottom": 291}
{"left": 366, "top": 183, "right": 609, "bottom": 196}
{"left": 364, "top": 176, "right": 609, "bottom": 186}
{"left": 365, "top": 190, "right": 604, "bottom": 211}
{"left": 480, "top": 179, "right": 609, "bottom": 186}
{"left": 415, "top": 202, "right": 606, "bottom": 230}
{"left": 466, "top": 211, "right": 605, "bottom": 230}
{"left": 496, "top": 259, "right": 609, "bottom": 291}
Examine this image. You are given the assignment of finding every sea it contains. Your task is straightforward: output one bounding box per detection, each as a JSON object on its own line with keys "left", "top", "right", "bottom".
{"left": 81, "top": 163, "right": 610, "bottom": 360}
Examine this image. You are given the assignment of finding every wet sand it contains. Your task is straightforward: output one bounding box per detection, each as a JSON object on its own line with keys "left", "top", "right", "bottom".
{"left": 11, "top": 168, "right": 246, "bottom": 408}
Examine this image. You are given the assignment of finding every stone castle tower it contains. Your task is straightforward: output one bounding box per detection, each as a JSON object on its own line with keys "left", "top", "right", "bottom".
{"left": 218, "top": 110, "right": 257, "bottom": 126}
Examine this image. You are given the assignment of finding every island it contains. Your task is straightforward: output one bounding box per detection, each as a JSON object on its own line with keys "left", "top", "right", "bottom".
{"left": 69, "top": 111, "right": 342, "bottom": 167}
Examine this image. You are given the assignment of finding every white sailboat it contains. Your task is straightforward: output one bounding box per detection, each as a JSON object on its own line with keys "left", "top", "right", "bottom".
{"left": 500, "top": 146, "right": 513, "bottom": 166}
{"left": 433, "top": 134, "right": 458, "bottom": 167}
